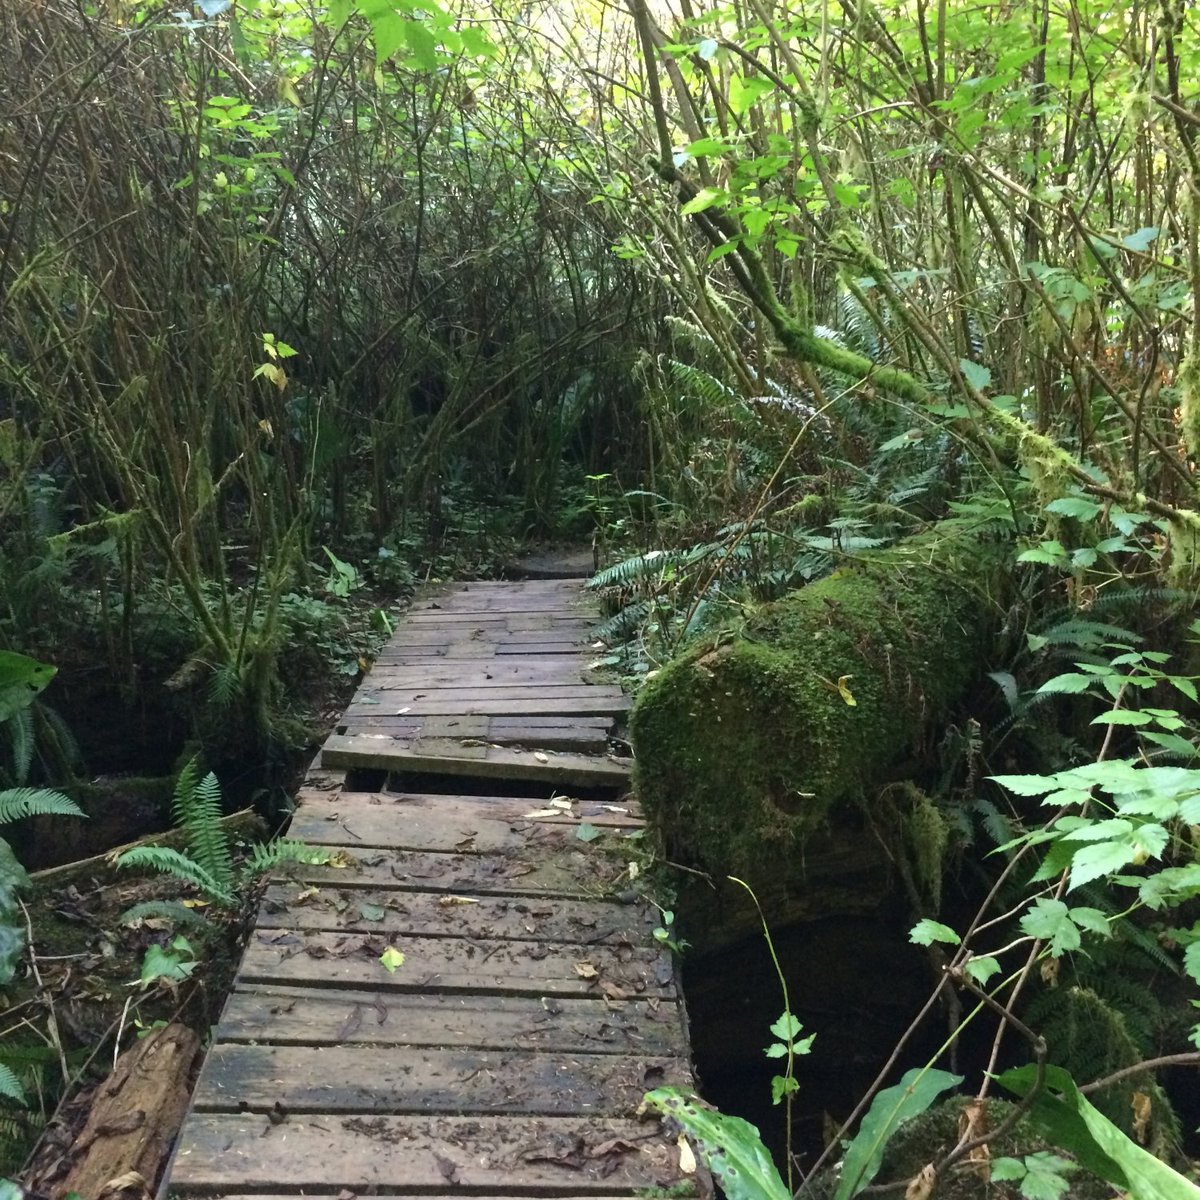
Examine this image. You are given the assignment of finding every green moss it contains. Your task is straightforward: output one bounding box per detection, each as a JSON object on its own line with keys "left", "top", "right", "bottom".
{"left": 630, "top": 525, "right": 1002, "bottom": 882}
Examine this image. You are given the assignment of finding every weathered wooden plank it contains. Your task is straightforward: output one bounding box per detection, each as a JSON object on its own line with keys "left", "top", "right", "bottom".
{"left": 368, "top": 666, "right": 598, "bottom": 687}
{"left": 293, "top": 790, "right": 642, "bottom": 823}
{"left": 258, "top": 885, "right": 657, "bottom": 942}
{"left": 237, "top": 930, "right": 675, "bottom": 998}
{"left": 193, "top": 1044, "right": 689, "bottom": 1116}
{"left": 337, "top": 721, "right": 611, "bottom": 753}
{"left": 287, "top": 846, "right": 623, "bottom": 899}
{"left": 215, "top": 987, "right": 689, "bottom": 1056}
{"left": 289, "top": 794, "right": 640, "bottom": 853}
{"left": 347, "top": 695, "right": 631, "bottom": 718}
{"left": 350, "top": 683, "right": 625, "bottom": 703}
{"left": 168, "top": 1113, "right": 693, "bottom": 1194}
{"left": 322, "top": 735, "right": 631, "bottom": 787}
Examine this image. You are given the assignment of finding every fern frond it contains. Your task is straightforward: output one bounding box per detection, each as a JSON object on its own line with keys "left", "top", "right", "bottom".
{"left": 242, "top": 839, "right": 332, "bottom": 879}
{"left": 115, "top": 846, "right": 235, "bottom": 906}
{"left": 0, "top": 1063, "right": 25, "bottom": 1106}
{"left": 7, "top": 708, "right": 33, "bottom": 785}
{"left": 207, "top": 664, "right": 242, "bottom": 711}
{"left": 593, "top": 598, "right": 651, "bottom": 643}
{"left": 188, "top": 772, "right": 234, "bottom": 889}
{"left": 120, "top": 899, "right": 214, "bottom": 930}
{"left": 588, "top": 550, "right": 677, "bottom": 590}
{"left": 0, "top": 788, "right": 84, "bottom": 824}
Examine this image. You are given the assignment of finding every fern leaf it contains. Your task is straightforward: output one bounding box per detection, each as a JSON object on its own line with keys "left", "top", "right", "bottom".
{"left": 8, "top": 708, "right": 33, "bottom": 785}
{"left": 0, "top": 788, "right": 84, "bottom": 824}
{"left": 588, "top": 551, "right": 677, "bottom": 590}
{"left": 0, "top": 1063, "right": 25, "bottom": 1106}
{"left": 186, "top": 772, "right": 233, "bottom": 890}
{"left": 120, "top": 899, "right": 213, "bottom": 930}
{"left": 243, "top": 838, "right": 332, "bottom": 880}
{"left": 115, "top": 846, "right": 235, "bottom": 906}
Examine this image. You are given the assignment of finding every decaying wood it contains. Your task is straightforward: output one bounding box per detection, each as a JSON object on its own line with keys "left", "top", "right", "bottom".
{"left": 55, "top": 1023, "right": 200, "bottom": 1200}
{"left": 31, "top": 809, "right": 267, "bottom": 890}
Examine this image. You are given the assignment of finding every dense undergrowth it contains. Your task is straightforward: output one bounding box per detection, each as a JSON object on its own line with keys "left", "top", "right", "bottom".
{"left": 4, "top": 0, "right": 1200, "bottom": 1193}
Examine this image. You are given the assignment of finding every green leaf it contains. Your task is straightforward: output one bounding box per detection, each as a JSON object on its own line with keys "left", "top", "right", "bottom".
{"left": 963, "top": 956, "right": 1001, "bottom": 986}
{"left": 999, "top": 1064, "right": 1200, "bottom": 1198}
{"left": 764, "top": 1043, "right": 788, "bottom": 1058}
{"left": 0, "top": 651, "right": 56, "bottom": 723}
{"left": 359, "top": 902, "right": 386, "bottom": 921}
{"left": 990, "top": 774, "right": 1058, "bottom": 797}
{"left": 575, "top": 822, "right": 601, "bottom": 842}
{"left": 770, "top": 1011, "right": 803, "bottom": 1042}
{"left": 1183, "top": 941, "right": 1200, "bottom": 986}
{"left": 1120, "top": 226, "right": 1160, "bottom": 252}
{"left": 681, "top": 187, "right": 727, "bottom": 216}
{"left": 1045, "top": 496, "right": 1103, "bottom": 521}
{"left": 909, "top": 919, "right": 960, "bottom": 946}
{"left": 1020, "top": 899, "right": 1081, "bottom": 955}
{"left": 727, "top": 74, "right": 774, "bottom": 115}
{"left": 1091, "top": 709, "right": 1152, "bottom": 726}
{"left": 1068, "top": 840, "right": 1138, "bottom": 890}
{"left": 404, "top": 18, "right": 439, "bottom": 70}
{"left": 687, "top": 137, "right": 736, "bottom": 158}
{"left": 833, "top": 1068, "right": 962, "bottom": 1200}
{"left": 697, "top": 37, "right": 718, "bottom": 60}
{"left": 139, "top": 943, "right": 196, "bottom": 986}
{"left": 643, "top": 1088, "right": 788, "bottom": 1200}
{"left": 770, "top": 1074, "right": 799, "bottom": 1104}
{"left": 959, "top": 359, "right": 991, "bottom": 392}
{"left": 379, "top": 946, "right": 406, "bottom": 972}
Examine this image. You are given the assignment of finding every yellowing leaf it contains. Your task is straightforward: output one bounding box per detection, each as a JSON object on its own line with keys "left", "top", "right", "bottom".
{"left": 836, "top": 675, "right": 857, "bottom": 706}
{"left": 574, "top": 961, "right": 599, "bottom": 979}
{"left": 437, "top": 895, "right": 480, "bottom": 907}
{"left": 180, "top": 898, "right": 210, "bottom": 909}
{"left": 677, "top": 1134, "right": 696, "bottom": 1175}
{"left": 379, "top": 946, "right": 406, "bottom": 972}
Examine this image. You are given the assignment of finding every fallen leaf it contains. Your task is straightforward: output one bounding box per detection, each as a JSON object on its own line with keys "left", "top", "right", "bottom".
{"left": 677, "top": 1134, "right": 696, "bottom": 1175}
{"left": 180, "top": 898, "right": 209, "bottom": 909}
{"left": 549, "top": 797, "right": 574, "bottom": 810}
{"left": 1132, "top": 1091, "right": 1152, "bottom": 1143}
{"left": 433, "top": 1154, "right": 460, "bottom": 1184}
{"left": 379, "top": 946, "right": 406, "bottom": 972}
{"left": 337, "top": 1004, "right": 363, "bottom": 1041}
{"left": 98, "top": 1170, "right": 148, "bottom": 1196}
{"left": 358, "top": 902, "right": 386, "bottom": 921}
{"left": 576, "top": 823, "right": 601, "bottom": 842}
{"left": 533, "top": 751, "right": 550, "bottom": 763}
{"left": 574, "top": 961, "right": 599, "bottom": 979}
{"left": 438, "top": 895, "right": 480, "bottom": 906}
{"left": 589, "top": 1137, "right": 639, "bottom": 1158}
{"left": 905, "top": 1164, "right": 936, "bottom": 1200}
{"left": 523, "top": 808, "right": 563, "bottom": 818}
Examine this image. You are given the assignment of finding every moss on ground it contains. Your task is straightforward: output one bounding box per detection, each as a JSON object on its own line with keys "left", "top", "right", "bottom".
{"left": 630, "top": 524, "right": 1003, "bottom": 882}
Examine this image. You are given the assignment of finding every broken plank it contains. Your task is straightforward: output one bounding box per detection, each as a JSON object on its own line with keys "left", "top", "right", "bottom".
{"left": 258, "top": 885, "right": 657, "bottom": 942}
{"left": 168, "top": 1113, "right": 692, "bottom": 1194}
{"left": 192, "top": 1044, "right": 690, "bottom": 1117}
{"left": 215, "top": 986, "right": 689, "bottom": 1056}
{"left": 322, "top": 734, "right": 631, "bottom": 787}
{"left": 237, "top": 930, "right": 675, "bottom": 997}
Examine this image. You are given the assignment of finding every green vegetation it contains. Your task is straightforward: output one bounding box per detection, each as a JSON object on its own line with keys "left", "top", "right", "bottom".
{"left": 3, "top": 0, "right": 1200, "bottom": 1191}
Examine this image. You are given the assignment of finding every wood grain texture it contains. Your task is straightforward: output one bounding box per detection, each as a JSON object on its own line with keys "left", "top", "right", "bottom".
{"left": 169, "top": 1113, "right": 694, "bottom": 1194}
{"left": 215, "top": 986, "right": 690, "bottom": 1055}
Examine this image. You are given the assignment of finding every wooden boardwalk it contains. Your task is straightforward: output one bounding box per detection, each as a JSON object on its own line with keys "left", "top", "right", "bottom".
{"left": 323, "top": 579, "right": 633, "bottom": 787}
{"left": 163, "top": 577, "right": 705, "bottom": 1199}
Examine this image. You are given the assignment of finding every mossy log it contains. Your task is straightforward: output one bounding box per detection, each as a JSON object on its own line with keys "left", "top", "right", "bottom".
{"left": 630, "top": 525, "right": 1002, "bottom": 889}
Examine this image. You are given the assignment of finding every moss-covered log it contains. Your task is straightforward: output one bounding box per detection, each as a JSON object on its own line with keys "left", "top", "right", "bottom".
{"left": 630, "top": 525, "right": 1003, "bottom": 886}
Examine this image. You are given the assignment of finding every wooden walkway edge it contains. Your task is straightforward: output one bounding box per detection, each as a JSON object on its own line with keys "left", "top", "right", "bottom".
{"left": 162, "top": 577, "right": 708, "bottom": 1199}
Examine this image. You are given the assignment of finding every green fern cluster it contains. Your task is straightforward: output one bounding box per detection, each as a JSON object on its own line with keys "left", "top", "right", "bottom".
{"left": 116, "top": 758, "right": 331, "bottom": 928}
